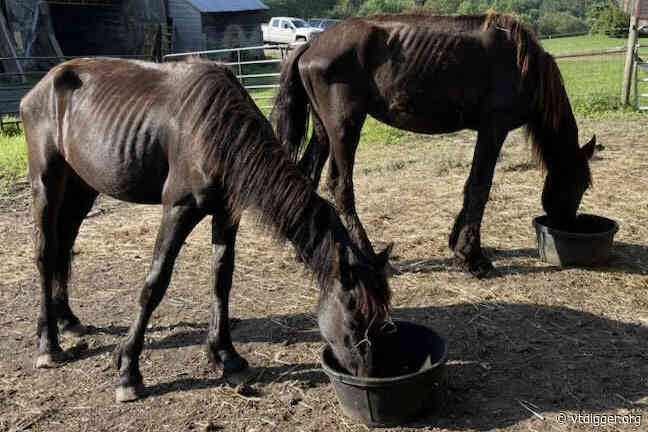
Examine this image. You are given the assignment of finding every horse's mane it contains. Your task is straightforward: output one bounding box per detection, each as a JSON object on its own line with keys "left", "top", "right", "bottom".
{"left": 481, "top": 11, "right": 589, "bottom": 184}
{"left": 175, "top": 60, "right": 310, "bottom": 227}
{"left": 174, "top": 60, "right": 391, "bottom": 319}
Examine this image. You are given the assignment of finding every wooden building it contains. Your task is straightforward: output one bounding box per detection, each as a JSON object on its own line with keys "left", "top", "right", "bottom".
{"left": 168, "top": 0, "right": 268, "bottom": 53}
{"left": 1, "top": 0, "right": 170, "bottom": 64}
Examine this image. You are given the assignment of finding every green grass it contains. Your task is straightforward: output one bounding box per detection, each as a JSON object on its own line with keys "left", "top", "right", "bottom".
{"left": 556, "top": 54, "right": 626, "bottom": 114}
{"left": 0, "top": 127, "right": 28, "bottom": 194}
{"left": 541, "top": 34, "right": 627, "bottom": 56}
{"left": 2, "top": 36, "right": 645, "bottom": 194}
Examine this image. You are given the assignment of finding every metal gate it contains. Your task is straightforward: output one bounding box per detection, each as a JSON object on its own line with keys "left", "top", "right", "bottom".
{"left": 635, "top": 44, "right": 648, "bottom": 111}
{"left": 163, "top": 44, "right": 293, "bottom": 111}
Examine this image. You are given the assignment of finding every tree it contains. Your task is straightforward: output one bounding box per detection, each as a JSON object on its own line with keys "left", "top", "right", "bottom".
{"left": 537, "top": 11, "right": 587, "bottom": 36}
{"left": 358, "top": 0, "right": 417, "bottom": 15}
{"left": 329, "top": 0, "right": 365, "bottom": 18}
{"left": 456, "top": 0, "right": 490, "bottom": 14}
{"left": 588, "top": 1, "right": 629, "bottom": 37}
{"left": 424, "top": 0, "right": 462, "bottom": 14}
{"left": 263, "top": 0, "right": 337, "bottom": 18}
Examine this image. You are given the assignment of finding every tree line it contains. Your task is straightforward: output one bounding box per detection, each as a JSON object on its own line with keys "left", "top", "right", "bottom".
{"left": 262, "top": 0, "right": 631, "bottom": 37}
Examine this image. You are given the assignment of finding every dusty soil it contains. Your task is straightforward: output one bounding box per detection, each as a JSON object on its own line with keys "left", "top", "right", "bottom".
{"left": 1, "top": 114, "right": 647, "bottom": 432}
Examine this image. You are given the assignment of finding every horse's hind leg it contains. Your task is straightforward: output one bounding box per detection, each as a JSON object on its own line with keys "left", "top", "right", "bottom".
{"left": 206, "top": 213, "right": 247, "bottom": 376}
{"left": 54, "top": 173, "right": 98, "bottom": 337}
{"left": 321, "top": 90, "right": 374, "bottom": 256}
{"left": 450, "top": 121, "right": 508, "bottom": 278}
{"left": 114, "top": 204, "right": 204, "bottom": 402}
{"left": 298, "top": 112, "right": 330, "bottom": 188}
{"left": 31, "top": 155, "right": 69, "bottom": 368}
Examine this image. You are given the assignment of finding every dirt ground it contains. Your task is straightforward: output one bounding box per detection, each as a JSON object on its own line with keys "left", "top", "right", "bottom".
{"left": 1, "top": 114, "right": 647, "bottom": 432}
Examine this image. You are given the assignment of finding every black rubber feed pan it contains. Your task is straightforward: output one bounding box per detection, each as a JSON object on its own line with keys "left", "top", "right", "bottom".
{"left": 320, "top": 320, "right": 448, "bottom": 427}
{"left": 533, "top": 214, "right": 619, "bottom": 267}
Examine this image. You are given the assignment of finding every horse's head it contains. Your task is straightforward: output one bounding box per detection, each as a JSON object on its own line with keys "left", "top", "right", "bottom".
{"left": 317, "top": 243, "right": 392, "bottom": 377}
{"left": 541, "top": 135, "right": 596, "bottom": 230}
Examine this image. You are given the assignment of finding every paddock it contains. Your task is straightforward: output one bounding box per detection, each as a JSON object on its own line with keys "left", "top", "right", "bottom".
{"left": 0, "top": 114, "right": 647, "bottom": 431}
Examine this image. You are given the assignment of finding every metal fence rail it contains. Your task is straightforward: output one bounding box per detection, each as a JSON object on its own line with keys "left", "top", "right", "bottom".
{"left": 635, "top": 44, "right": 648, "bottom": 110}
{"left": 2, "top": 39, "right": 646, "bottom": 132}
{"left": 0, "top": 54, "right": 153, "bottom": 129}
{"left": 163, "top": 44, "right": 294, "bottom": 110}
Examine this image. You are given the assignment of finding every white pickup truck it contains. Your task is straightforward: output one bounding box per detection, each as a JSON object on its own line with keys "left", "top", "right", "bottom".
{"left": 261, "top": 17, "right": 323, "bottom": 44}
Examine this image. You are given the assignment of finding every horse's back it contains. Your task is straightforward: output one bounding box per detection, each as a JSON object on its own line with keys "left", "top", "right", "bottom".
{"left": 300, "top": 12, "right": 527, "bottom": 133}
{"left": 21, "top": 58, "right": 226, "bottom": 203}
{"left": 301, "top": 14, "right": 496, "bottom": 132}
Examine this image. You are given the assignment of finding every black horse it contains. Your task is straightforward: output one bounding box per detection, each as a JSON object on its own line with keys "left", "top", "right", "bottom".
{"left": 21, "top": 57, "right": 392, "bottom": 402}
{"left": 272, "top": 10, "right": 596, "bottom": 278}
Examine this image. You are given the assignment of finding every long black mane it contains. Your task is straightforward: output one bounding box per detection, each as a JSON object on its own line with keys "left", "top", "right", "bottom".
{"left": 173, "top": 59, "right": 391, "bottom": 318}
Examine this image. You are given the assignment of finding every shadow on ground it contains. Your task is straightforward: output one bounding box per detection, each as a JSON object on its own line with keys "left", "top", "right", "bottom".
{"left": 393, "top": 241, "right": 648, "bottom": 278}
{"left": 76, "top": 302, "right": 648, "bottom": 430}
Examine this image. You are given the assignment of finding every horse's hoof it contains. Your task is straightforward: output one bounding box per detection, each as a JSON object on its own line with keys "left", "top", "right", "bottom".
{"left": 115, "top": 382, "right": 145, "bottom": 403}
{"left": 472, "top": 264, "right": 497, "bottom": 279}
{"left": 454, "top": 256, "right": 496, "bottom": 279}
{"left": 469, "top": 260, "right": 496, "bottom": 279}
{"left": 225, "top": 364, "right": 255, "bottom": 386}
{"left": 223, "top": 355, "right": 249, "bottom": 376}
{"left": 60, "top": 323, "right": 88, "bottom": 338}
{"left": 386, "top": 261, "right": 402, "bottom": 277}
{"left": 35, "top": 351, "right": 67, "bottom": 369}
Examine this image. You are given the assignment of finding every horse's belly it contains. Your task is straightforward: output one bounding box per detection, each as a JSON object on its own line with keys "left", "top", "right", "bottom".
{"left": 370, "top": 105, "right": 477, "bottom": 134}
{"left": 63, "top": 138, "right": 167, "bottom": 204}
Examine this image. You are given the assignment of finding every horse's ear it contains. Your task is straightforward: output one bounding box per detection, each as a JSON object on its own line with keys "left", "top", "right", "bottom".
{"left": 582, "top": 135, "right": 596, "bottom": 160}
{"left": 376, "top": 242, "right": 394, "bottom": 276}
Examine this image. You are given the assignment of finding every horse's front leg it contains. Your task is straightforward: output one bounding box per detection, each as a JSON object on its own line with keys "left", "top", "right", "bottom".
{"left": 325, "top": 106, "right": 375, "bottom": 257}
{"left": 450, "top": 122, "right": 508, "bottom": 278}
{"left": 205, "top": 216, "right": 248, "bottom": 375}
{"left": 114, "top": 204, "right": 203, "bottom": 402}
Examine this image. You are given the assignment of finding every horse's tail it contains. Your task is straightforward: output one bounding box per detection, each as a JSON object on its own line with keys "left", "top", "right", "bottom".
{"left": 271, "top": 42, "right": 311, "bottom": 163}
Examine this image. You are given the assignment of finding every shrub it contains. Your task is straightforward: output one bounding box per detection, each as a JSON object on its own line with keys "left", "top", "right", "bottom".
{"left": 588, "top": 1, "right": 629, "bottom": 38}
{"left": 537, "top": 11, "right": 587, "bottom": 36}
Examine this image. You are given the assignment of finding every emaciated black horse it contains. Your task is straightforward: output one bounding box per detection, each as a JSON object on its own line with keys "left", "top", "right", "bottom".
{"left": 21, "top": 57, "right": 392, "bottom": 402}
{"left": 272, "top": 10, "right": 596, "bottom": 278}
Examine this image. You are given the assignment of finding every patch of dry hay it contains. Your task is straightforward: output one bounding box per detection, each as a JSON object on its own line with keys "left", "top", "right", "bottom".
{"left": 1, "top": 114, "right": 647, "bottom": 432}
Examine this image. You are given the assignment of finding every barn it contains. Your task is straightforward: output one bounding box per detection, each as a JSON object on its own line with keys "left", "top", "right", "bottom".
{"left": 0, "top": 0, "right": 169, "bottom": 62}
{"left": 168, "top": 0, "right": 269, "bottom": 53}
{"left": 1, "top": 0, "right": 269, "bottom": 70}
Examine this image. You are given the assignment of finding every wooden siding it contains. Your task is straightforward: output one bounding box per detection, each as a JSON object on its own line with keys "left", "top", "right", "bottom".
{"left": 202, "top": 11, "right": 264, "bottom": 51}
{"left": 168, "top": 0, "right": 202, "bottom": 52}
{"left": 49, "top": 6, "right": 126, "bottom": 55}
{"left": 621, "top": 0, "right": 648, "bottom": 18}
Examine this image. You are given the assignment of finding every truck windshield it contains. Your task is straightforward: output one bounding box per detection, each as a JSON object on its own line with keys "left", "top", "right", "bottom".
{"left": 291, "top": 19, "right": 308, "bottom": 28}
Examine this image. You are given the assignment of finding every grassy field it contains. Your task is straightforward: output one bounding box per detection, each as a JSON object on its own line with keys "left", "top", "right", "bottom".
{"left": 2, "top": 34, "right": 647, "bottom": 194}
{"left": 1, "top": 113, "right": 647, "bottom": 432}
{"left": 556, "top": 54, "right": 627, "bottom": 113}
{"left": 540, "top": 34, "right": 627, "bottom": 56}
{"left": 0, "top": 126, "right": 28, "bottom": 194}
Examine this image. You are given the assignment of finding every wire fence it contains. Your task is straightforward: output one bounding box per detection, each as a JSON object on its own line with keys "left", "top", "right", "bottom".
{"left": 163, "top": 43, "right": 293, "bottom": 111}
{"left": 2, "top": 35, "right": 647, "bottom": 132}
{"left": 0, "top": 54, "right": 153, "bottom": 131}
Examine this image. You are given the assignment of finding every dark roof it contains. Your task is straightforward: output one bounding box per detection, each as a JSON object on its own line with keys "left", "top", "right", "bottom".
{"left": 184, "top": 0, "right": 269, "bottom": 12}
